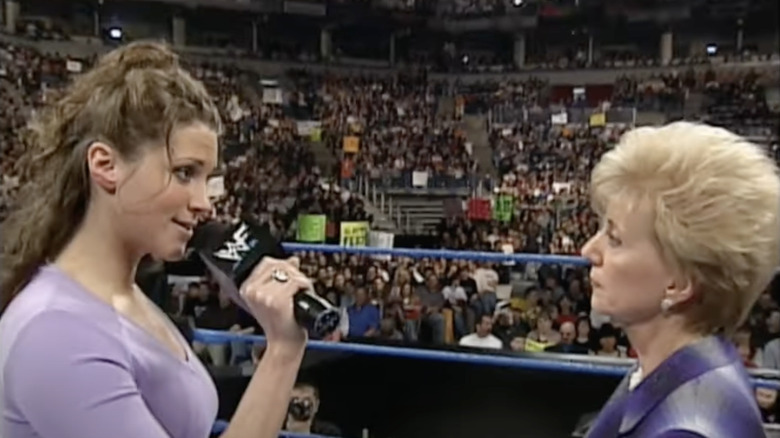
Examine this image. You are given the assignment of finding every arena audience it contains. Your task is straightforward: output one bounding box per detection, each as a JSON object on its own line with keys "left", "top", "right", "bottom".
{"left": 289, "top": 70, "right": 477, "bottom": 189}
{"left": 2, "top": 38, "right": 780, "bottom": 423}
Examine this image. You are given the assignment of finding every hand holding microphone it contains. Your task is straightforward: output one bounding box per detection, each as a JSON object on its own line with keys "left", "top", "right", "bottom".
{"left": 190, "top": 218, "right": 341, "bottom": 342}
{"left": 241, "top": 256, "right": 311, "bottom": 345}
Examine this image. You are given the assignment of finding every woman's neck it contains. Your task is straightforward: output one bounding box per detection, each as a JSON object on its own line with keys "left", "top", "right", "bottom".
{"left": 625, "top": 316, "right": 704, "bottom": 377}
{"left": 55, "top": 209, "right": 139, "bottom": 297}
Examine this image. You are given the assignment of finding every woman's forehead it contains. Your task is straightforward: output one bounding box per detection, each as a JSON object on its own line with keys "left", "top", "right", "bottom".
{"left": 168, "top": 123, "right": 219, "bottom": 162}
{"left": 603, "top": 196, "right": 653, "bottom": 231}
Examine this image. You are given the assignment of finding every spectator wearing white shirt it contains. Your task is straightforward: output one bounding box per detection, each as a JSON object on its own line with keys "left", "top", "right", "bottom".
{"left": 459, "top": 315, "right": 502, "bottom": 350}
{"left": 442, "top": 278, "right": 468, "bottom": 305}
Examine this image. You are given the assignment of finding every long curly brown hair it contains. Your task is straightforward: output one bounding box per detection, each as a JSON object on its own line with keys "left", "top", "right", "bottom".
{"left": 0, "top": 41, "right": 222, "bottom": 313}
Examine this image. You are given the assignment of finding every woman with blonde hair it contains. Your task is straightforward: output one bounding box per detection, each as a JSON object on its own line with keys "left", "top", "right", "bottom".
{"left": 582, "top": 121, "right": 778, "bottom": 437}
{"left": 0, "top": 42, "right": 311, "bottom": 438}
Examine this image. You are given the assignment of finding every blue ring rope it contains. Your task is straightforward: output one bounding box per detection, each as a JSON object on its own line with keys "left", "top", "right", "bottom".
{"left": 211, "top": 420, "right": 339, "bottom": 437}
{"left": 194, "top": 329, "right": 780, "bottom": 390}
{"left": 280, "top": 243, "right": 590, "bottom": 265}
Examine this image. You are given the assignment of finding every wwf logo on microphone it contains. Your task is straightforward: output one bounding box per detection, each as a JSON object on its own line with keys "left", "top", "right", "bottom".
{"left": 213, "top": 223, "right": 254, "bottom": 263}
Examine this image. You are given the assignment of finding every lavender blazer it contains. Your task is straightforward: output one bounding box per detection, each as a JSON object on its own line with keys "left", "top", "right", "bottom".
{"left": 586, "top": 336, "right": 766, "bottom": 438}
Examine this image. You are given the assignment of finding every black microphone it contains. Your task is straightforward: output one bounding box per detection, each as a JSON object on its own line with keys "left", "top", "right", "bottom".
{"left": 189, "top": 219, "right": 341, "bottom": 339}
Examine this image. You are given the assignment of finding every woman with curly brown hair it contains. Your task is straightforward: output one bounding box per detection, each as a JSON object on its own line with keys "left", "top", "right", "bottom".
{"left": 0, "top": 42, "right": 311, "bottom": 438}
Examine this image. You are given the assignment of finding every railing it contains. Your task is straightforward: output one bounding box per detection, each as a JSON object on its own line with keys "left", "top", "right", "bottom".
{"left": 616, "top": 94, "right": 685, "bottom": 114}
{"left": 353, "top": 175, "right": 411, "bottom": 231}
{"left": 351, "top": 172, "right": 587, "bottom": 234}
{"left": 361, "top": 171, "right": 475, "bottom": 191}
{"left": 350, "top": 172, "right": 477, "bottom": 232}
{"left": 490, "top": 105, "right": 637, "bottom": 127}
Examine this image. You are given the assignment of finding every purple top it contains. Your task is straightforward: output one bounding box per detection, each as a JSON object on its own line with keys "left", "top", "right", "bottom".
{"left": 586, "top": 335, "right": 765, "bottom": 438}
{"left": 0, "top": 265, "right": 219, "bottom": 438}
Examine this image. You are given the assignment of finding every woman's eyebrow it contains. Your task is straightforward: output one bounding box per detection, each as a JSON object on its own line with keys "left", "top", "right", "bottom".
{"left": 172, "top": 158, "right": 205, "bottom": 167}
{"left": 174, "top": 158, "right": 222, "bottom": 176}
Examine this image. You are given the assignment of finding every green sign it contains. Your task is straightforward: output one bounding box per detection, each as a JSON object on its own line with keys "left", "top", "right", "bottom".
{"left": 493, "top": 195, "right": 514, "bottom": 222}
{"left": 296, "top": 214, "right": 327, "bottom": 242}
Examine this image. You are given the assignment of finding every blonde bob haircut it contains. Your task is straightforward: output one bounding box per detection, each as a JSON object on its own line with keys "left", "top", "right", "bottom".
{"left": 590, "top": 121, "right": 780, "bottom": 335}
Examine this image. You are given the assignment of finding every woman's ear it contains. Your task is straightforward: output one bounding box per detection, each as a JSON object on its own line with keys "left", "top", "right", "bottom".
{"left": 665, "top": 273, "right": 695, "bottom": 307}
{"left": 86, "top": 141, "right": 119, "bottom": 194}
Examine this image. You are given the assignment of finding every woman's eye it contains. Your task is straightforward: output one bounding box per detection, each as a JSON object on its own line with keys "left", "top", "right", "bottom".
{"left": 607, "top": 233, "right": 622, "bottom": 247}
{"left": 173, "top": 167, "right": 195, "bottom": 182}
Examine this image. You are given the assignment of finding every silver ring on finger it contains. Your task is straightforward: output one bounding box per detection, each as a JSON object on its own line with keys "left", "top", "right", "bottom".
{"left": 271, "top": 268, "right": 289, "bottom": 283}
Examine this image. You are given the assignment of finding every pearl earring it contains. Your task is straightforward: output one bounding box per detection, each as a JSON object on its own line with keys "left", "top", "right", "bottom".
{"left": 660, "top": 298, "right": 674, "bottom": 313}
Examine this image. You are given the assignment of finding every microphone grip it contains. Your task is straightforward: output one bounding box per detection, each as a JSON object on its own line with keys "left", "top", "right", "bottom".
{"left": 292, "top": 290, "right": 341, "bottom": 339}
{"left": 234, "top": 254, "right": 341, "bottom": 339}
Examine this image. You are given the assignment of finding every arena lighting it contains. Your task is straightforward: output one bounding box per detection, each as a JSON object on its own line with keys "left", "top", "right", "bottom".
{"left": 108, "top": 27, "right": 123, "bottom": 40}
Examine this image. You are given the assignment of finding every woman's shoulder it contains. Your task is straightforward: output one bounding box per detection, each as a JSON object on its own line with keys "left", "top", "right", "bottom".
{"left": 2, "top": 265, "right": 120, "bottom": 320}
{"left": 0, "top": 267, "right": 128, "bottom": 371}
{"left": 657, "top": 362, "right": 763, "bottom": 434}
{"left": 685, "top": 347, "right": 757, "bottom": 392}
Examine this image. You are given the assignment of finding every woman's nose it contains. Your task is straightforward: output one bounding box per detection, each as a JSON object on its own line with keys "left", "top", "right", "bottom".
{"left": 190, "top": 183, "right": 213, "bottom": 219}
{"left": 580, "top": 235, "right": 600, "bottom": 266}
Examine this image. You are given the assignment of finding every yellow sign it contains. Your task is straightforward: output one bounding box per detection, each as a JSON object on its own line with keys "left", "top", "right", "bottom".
{"left": 310, "top": 127, "right": 322, "bottom": 142}
{"left": 589, "top": 112, "right": 606, "bottom": 127}
{"left": 339, "top": 221, "right": 369, "bottom": 247}
{"left": 524, "top": 338, "right": 551, "bottom": 353}
{"left": 343, "top": 136, "right": 360, "bottom": 153}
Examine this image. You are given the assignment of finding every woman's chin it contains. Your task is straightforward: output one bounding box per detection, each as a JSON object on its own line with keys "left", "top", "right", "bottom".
{"left": 590, "top": 293, "right": 610, "bottom": 315}
{"left": 152, "top": 245, "right": 187, "bottom": 262}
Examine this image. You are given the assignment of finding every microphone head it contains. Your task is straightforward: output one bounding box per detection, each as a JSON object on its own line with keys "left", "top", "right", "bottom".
{"left": 189, "top": 221, "right": 233, "bottom": 253}
{"left": 191, "top": 219, "right": 285, "bottom": 285}
{"left": 193, "top": 219, "right": 285, "bottom": 319}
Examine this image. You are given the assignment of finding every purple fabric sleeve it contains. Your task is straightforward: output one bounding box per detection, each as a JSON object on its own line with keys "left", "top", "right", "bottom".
{"left": 5, "top": 311, "right": 171, "bottom": 438}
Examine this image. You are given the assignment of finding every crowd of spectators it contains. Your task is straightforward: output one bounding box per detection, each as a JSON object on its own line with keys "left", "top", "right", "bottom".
{"left": 3, "top": 36, "right": 780, "bottom": 424}
{"left": 290, "top": 70, "right": 477, "bottom": 188}
{"left": 0, "top": 43, "right": 69, "bottom": 221}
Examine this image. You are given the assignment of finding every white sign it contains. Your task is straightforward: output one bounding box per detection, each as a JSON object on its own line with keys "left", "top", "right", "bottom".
{"left": 412, "top": 171, "right": 429, "bottom": 188}
{"left": 369, "top": 231, "right": 395, "bottom": 261}
{"left": 66, "top": 60, "right": 83, "bottom": 73}
{"left": 262, "top": 87, "right": 283, "bottom": 104}
{"left": 551, "top": 111, "right": 568, "bottom": 125}
{"left": 207, "top": 175, "right": 225, "bottom": 199}
{"left": 296, "top": 120, "right": 322, "bottom": 136}
{"left": 501, "top": 243, "right": 515, "bottom": 266}
{"left": 552, "top": 181, "right": 572, "bottom": 194}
